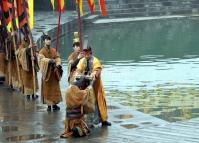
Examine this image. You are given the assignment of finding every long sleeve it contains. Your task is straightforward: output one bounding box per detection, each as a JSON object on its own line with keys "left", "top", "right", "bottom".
{"left": 38, "top": 51, "right": 50, "bottom": 80}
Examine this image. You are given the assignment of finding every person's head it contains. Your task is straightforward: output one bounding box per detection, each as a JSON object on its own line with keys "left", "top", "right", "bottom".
{"left": 73, "top": 39, "right": 80, "bottom": 53}
{"left": 83, "top": 46, "right": 92, "bottom": 60}
{"left": 42, "top": 35, "right": 51, "bottom": 46}
{"left": 72, "top": 32, "right": 80, "bottom": 52}
{"left": 73, "top": 76, "right": 90, "bottom": 90}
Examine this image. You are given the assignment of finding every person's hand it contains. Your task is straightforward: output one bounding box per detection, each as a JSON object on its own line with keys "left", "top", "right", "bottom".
{"left": 78, "top": 52, "right": 84, "bottom": 59}
{"left": 29, "top": 44, "right": 33, "bottom": 48}
{"left": 90, "top": 72, "right": 96, "bottom": 80}
{"left": 49, "top": 59, "right": 55, "bottom": 64}
{"left": 31, "top": 56, "right": 35, "bottom": 61}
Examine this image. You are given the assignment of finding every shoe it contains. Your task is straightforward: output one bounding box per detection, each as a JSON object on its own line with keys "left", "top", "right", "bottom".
{"left": 32, "top": 94, "right": 39, "bottom": 99}
{"left": 53, "top": 105, "right": 60, "bottom": 111}
{"left": 26, "top": 95, "right": 30, "bottom": 100}
{"left": 47, "top": 106, "right": 51, "bottom": 112}
{"left": 102, "top": 121, "right": 111, "bottom": 126}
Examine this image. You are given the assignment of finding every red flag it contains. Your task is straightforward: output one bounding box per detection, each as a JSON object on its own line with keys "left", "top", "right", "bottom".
{"left": 99, "top": 0, "right": 106, "bottom": 16}
{"left": 87, "top": 0, "right": 94, "bottom": 15}
{"left": 1, "top": 0, "right": 10, "bottom": 25}
{"left": 57, "top": 0, "right": 64, "bottom": 13}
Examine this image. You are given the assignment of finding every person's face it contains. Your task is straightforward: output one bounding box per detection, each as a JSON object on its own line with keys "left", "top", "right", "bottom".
{"left": 73, "top": 43, "right": 80, "bottom": 52}
{"left": 45, "top": 39, "right": 51, "bottom": 46}
{"left": 83, "top": 50, "right": 92, "bottom": 60}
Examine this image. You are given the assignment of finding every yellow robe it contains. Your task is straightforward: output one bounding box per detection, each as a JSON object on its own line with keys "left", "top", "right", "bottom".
{"left": 76, "top": 56, "right": 108, "bottom": 122}
{"left": 38, "top": 47, "right": 62, "bottom": 105}
{"left": 18, "top": 41, "right": 38, "bottom": 95}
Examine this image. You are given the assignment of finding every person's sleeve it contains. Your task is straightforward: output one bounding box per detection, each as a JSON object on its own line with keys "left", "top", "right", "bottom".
{"left": 55, "top": 50, "right": 61, "bottom": 66}
{"left": 76, "top": 58, "right": 85, "bottom": 73}
{"left": 71, "top": 58, "right": 81, "bottom": 72}
{"left": 93, "top": 57, "right": 102, "bottom": 71}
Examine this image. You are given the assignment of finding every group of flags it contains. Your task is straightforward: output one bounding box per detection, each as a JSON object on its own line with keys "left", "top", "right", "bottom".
{"left": 50, "top": 0, "right": 106, "bottom": 16}
{"left": 0, "top": 0, "right": 33, "bottom": 33}
{"left": 77, "top": 0, "right": 106, "bottom": 16}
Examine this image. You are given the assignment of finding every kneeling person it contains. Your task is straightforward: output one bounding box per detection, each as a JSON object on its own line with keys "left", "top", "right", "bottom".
{"left": 61, "top": 76, "right": 95, "bottom": 138}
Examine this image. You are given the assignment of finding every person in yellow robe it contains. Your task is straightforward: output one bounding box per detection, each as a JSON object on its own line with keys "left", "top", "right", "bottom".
{"left": 67, "top": 32, "right": 83, "bottom": 84}
{"left": 17, "top": 34, "right": 39, "bottom": 99}
{"left": 76, "top": 46, "right": 111, "bottom": 126}
{"left": 38, "top": 34, "right": 62, "bottom": 111}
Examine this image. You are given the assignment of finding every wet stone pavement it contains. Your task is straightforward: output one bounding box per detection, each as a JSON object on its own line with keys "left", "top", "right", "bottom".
{"left": 1, "top": 85, "right": 199, "bottom": 143}
{"left": 0, "top": 85, "right": 166, "bottom": 143}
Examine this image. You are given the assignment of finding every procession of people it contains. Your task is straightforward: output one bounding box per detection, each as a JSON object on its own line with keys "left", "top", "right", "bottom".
{"left": 0, "top": 0, "right": 111, "bottom": 139}
{"left": 0, "top": 21, "right": 111, "bottom": 138}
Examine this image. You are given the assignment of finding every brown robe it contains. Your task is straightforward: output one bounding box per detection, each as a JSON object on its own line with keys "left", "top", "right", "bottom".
{"left": 61, "top": 85, "right": 95, "bottom": 138}
{"left": 67, "top": 51, "right": 79, "bottom": 84}
{"left": 17, "top": 40, "right": 38, "bottom": 95}
{"left": 0, "top": 53, "right": 7, "bottom": 83}
{"left": 7, "top": 36, "right": 21, "bottom": 89}
{"left": 38, "top": 46, "right": 62, "bottom": 105}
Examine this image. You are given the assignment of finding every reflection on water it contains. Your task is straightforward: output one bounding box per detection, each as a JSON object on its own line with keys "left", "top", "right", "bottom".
{"left": 57, "top": 18, "right": 199, "bottom": 122}
{"left": 6, "top": 134, "right": 46, "bottom": 142}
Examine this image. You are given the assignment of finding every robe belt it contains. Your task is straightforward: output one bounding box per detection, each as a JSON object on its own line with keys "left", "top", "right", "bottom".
{"left": 66, "top": 107, "right": 83, "bottom": 119}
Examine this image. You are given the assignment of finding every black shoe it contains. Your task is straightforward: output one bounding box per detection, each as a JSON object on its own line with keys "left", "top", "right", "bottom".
{"left": 26, "top": 95, "right": 30, "bottom": 100}
{"left": 47, "top": 106, "right": 51, "bottom": 112}
{"left": 32, "top": 94, "right": 39, "bottom": 99}
{"left": 53, "top": 105, "right": 60, "bottom": 111}
{"left": 102, "top": 121, "right": 111, "bottom": 126}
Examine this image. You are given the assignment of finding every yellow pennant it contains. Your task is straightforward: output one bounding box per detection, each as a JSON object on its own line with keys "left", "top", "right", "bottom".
{"left": 51, "top": 0, "right": 55, "bottom": 11}
{"left": 28, "top": 0, "right": 34, "bottom": 29}
{"left": 76, "top": 0, "right": 83, "bottom": 16}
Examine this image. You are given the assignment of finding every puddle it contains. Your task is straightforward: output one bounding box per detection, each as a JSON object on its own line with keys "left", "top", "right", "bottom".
{"left": 115, "top": 114, "right": 133, "bottom": 119}
{"left": 113, "top": 120, "right": 123, "bottom": 123}
{"left": 121, "top": 124, "right": 138, "bottom": 129}
{"left": 107, "top": 105, "right": 120, "bottom": 110}
{"left": 141, "top": 122, "right": 153, "bottom": 125}
{"left": 6, "top": 134, "right": 46, "bottom": 142}
{"left": 1, "top": 126, "right": 18, "bottom": 132}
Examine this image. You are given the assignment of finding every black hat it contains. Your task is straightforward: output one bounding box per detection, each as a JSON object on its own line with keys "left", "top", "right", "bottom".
{"left": 83, "top": 46, "right": 92, "bottom": 52}
{"left": 42, "top": 34, "right": 51, "bottom": 41}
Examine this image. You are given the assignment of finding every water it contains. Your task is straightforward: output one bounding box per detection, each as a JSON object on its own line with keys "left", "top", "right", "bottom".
{"left": 57, "top": 17, "right": 199, "bottom": 122}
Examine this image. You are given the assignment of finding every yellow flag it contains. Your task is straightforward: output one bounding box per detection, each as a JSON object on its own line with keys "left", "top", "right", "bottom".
{"left": 28, "top": 0, "right": 34, "bottom": 29}
{"left": 76, "top": 0, "right": 83, "bottom": 16}
{"left": 51, "top": 0, "right": 55, "bottom": 11}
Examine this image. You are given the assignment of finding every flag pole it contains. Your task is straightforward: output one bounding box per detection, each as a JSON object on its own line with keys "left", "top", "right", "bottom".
{"left": 77, "top": 1, "right": 82, "bottom": 50}
{"left": 55, "top": 8, "right": 61, "bottom": 51}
